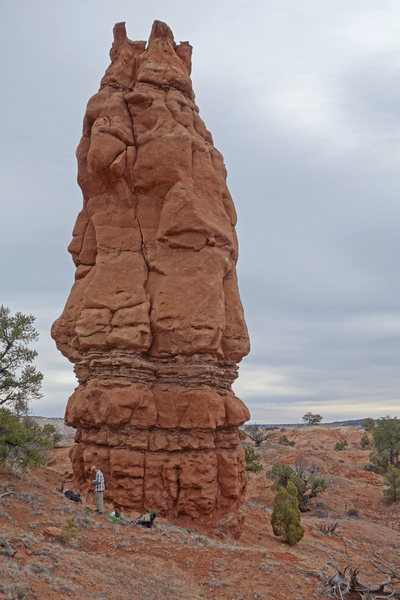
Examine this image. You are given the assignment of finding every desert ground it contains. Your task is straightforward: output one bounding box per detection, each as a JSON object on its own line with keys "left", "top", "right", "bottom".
{"left": 1, "top": 425, "right": 399, "bottom": 600}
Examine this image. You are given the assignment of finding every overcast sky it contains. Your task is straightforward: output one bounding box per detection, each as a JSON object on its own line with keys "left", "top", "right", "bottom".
{"left": 1, "top": 0, "right": 400, "bottom": 423}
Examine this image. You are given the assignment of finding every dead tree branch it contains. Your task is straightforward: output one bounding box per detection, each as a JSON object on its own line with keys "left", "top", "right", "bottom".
{"left": 0, "top": 491, "right": 16, "bottom": 499}
{"left": 320, "top": 560, "right": 400, "bottom": 599}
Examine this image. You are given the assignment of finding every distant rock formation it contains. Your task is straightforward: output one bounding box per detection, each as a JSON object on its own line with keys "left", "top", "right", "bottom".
{"left": 52, "top": 20, "right": 250, "bottom": 535}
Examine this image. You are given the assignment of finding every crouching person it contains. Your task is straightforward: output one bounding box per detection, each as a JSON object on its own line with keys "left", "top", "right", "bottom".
{"left": 91, "top": 465, "right": 105, "bottom": 514}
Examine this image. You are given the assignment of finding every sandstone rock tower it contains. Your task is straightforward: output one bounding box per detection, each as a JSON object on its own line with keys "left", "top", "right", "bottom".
{"left": 52, "top": 21, "right": 250, "bottom": 531}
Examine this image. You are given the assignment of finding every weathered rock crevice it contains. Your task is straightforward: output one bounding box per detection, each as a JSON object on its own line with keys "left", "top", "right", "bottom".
{"left": 51, "top": 20, "right": 250, "bottom": 537}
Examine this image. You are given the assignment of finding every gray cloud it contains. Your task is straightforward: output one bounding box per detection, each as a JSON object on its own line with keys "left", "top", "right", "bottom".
{"left": 1, "top": 0, "right": 400, "bottom": 423}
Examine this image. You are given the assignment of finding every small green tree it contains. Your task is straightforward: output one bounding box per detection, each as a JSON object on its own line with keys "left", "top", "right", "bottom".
{"left": 372, "top": 416, "right": 400, "bottom": 468}
{"left": 360, "top": 435, "right": 370, "bottom": 448}
{"left": 243, "top": 445, "right": 263, "bottom": 473}
{"left": 267, "top": 461, "right": 326, "bottom": 511}
{"left": 0, "top": 408, "right": 54, "bottom": 468}
{"left": 383, "top": 465, "right": 400, "bottom": 502}
{"left": 370, "top": 448, "right": 390, "bottom": 472}
{"left": 362, "top": 417, "right": 375, "bottom": 432}
{"left": 42, "top": 424, "right": 62, "bottom": 446}
{"left": 0, "top": 306, "right": 43, "bottom": 415}
{"left": 271, "top": 481, "right": 304, "bottom": 545}
{"left": 61, "top": 518, "right": 79, "bottom": 542}
{"left": 302, "top": 412, "right": 323, "bottom": 426}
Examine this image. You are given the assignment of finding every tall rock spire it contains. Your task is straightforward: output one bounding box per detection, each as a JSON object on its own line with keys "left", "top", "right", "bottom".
{"left": 52, "top": 21, "right": 250, "bottom": 536}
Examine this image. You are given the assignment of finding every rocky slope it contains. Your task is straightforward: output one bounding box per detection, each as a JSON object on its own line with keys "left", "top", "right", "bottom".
{"left": 1, "top": 425, "right": 399, "bottom": 599}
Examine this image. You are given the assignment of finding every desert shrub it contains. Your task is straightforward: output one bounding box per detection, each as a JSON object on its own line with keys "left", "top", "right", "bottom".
{"left": 383, "top": 465, "right": 400, "bottom": 502}
{"left": 278, "top": 434, "right": 294, "bottom": 446}
{"left": 267, "top": 461, "right": 326, "bottom": 511}
{"left": 42, "top": 424, "right": 62, "bottom": 446}
{"left": 364, "top": 462, "right": 378, "bottom": 473}
{"left": 346, "top": 508, "right": 359, "bottom": 518}
{"left": 370, "top": 448, "right": 390, "bottom": 472}
{"left": 314, "top": 517, "right": 340, "bottom": 534}
{"left": 360, "top": 435, "right": 370, "bottom": 448}
{"left": 268, "top": 463, "right": 298, "bottom": 490}
{"left": 362, "top": 417, "right": 375, "bottom": 431}
{"left": 0, "top": 583, "right": 31, "bottom": 600}
{"left": 61, "top": 518, "right": 79, "bottom": 542}
{"left": 334, "top": 440, "right": 348, "bottom": 451}
{"left": 0, "top": 408, "right": 55, "bottom": 467}
{"left": 0, "top": 535, "right": 16, "bottom": 557}
{"left": 371, "top": 416, "right": 400, "bottom": 469}
{"left": 271, "top": 481, "right": 304, "bottom": 545}
{"left": 243, "top": 444, "right": 263, "bottom": 473}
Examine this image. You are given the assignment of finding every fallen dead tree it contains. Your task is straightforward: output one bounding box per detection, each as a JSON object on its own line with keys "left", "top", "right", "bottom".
{"left": 320, "top": 556, "right": 400, "bottom": 599}
{"left": 313, "top": 516, "right": 340, "bottom": 535}
{"left": 0, "top": 491, "right": 15, "bottom": 499}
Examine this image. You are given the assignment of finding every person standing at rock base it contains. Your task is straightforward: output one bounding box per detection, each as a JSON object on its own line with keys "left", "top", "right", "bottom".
{"left": 91, "top": 466, "right": 105, "bottom": 514}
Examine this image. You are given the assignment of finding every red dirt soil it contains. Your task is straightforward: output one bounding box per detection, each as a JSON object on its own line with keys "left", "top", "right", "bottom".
{"left": 1, "top": 425, "right": 399, "bottom": 599}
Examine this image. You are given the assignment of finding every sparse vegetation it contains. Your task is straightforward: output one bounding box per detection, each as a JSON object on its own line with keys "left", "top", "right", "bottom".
{"left": 362, "top": 417, "right": 375, "bottom": 431}
{"left": 61, "top": 518, "right": 79, "bottom": 542}
{"left": 320, "top": 556, "right": 400, "bottom": 599}
{"left": 1, "top": 420, "right": 399, "bottom": 599}
{"left": 0, "top": 583, "right": 31, "bottom": 600}
{"left": 0, "top": 535, "right": 16, "bottom": 557}
{"left": 383, "top": 465, "right": 400, "bottom": 502}
{"left": 370, "top": 416, "right": 400, "bottom": 470}
{"left": 0, "top": 409, "right": 56, "bottom": 468}
{"left": 267, "top": 458, "right": 327, "bottom": 511}
{"left": 334, "top": 439, "right": 348, "bottom": 451}
{"left": 244, "top": 424, "right": 275, "bottom": 447}
{"left": 243, "top": 444, "right": 263, "bottom": 473}
{"left": 314, "top": 516, "right": 339, "bottom": 535}
{"left": 0, "top": 305, "right": 43, "bottom": 416}
{"left": 271, "top": 481, "right": 304, "bottom": 545}
{"left": 360, "top": 434, "right": 370, "bottom": 448}
{"left": 0, "top": 307, "right": 56, "bottom": 469}
{"left": 364, "top": 462, "right": 378, "bottom": 473}
{"left": 42, "top": 424, "right": 62, "bottom": 446}
{"left": 278, "top": 434, "right": 294, "bottom": 446}
{"left": 302, "top": 412, "right": 323, "bottom": 426}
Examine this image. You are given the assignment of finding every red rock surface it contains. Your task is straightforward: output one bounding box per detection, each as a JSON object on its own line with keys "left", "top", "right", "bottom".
{"left": 51, "top": 20, "right": 250, "bottom": 532}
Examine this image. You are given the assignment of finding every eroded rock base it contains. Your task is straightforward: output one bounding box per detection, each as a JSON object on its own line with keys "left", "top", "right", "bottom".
{"left": 67, "top": 377, "right": 248, "bottom": 528}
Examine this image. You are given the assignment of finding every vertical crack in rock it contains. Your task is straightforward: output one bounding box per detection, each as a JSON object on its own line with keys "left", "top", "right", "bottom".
{"left": 51, "top": 20, "right": 250, "bottom": 538}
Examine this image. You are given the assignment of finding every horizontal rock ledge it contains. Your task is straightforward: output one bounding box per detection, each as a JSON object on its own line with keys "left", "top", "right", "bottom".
{"left": 74, "top": 350, "right": 239, "bottom": 389}
{"left": 65, "top": 380, "right": 249, "bottom": 430}
{"left": 77, "top": 426, "right": 240, "bottom": 451}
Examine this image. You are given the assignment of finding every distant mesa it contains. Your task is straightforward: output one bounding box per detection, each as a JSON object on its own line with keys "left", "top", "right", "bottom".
{"left": 51, "top": 20, "right": 250, "bottom": 536}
